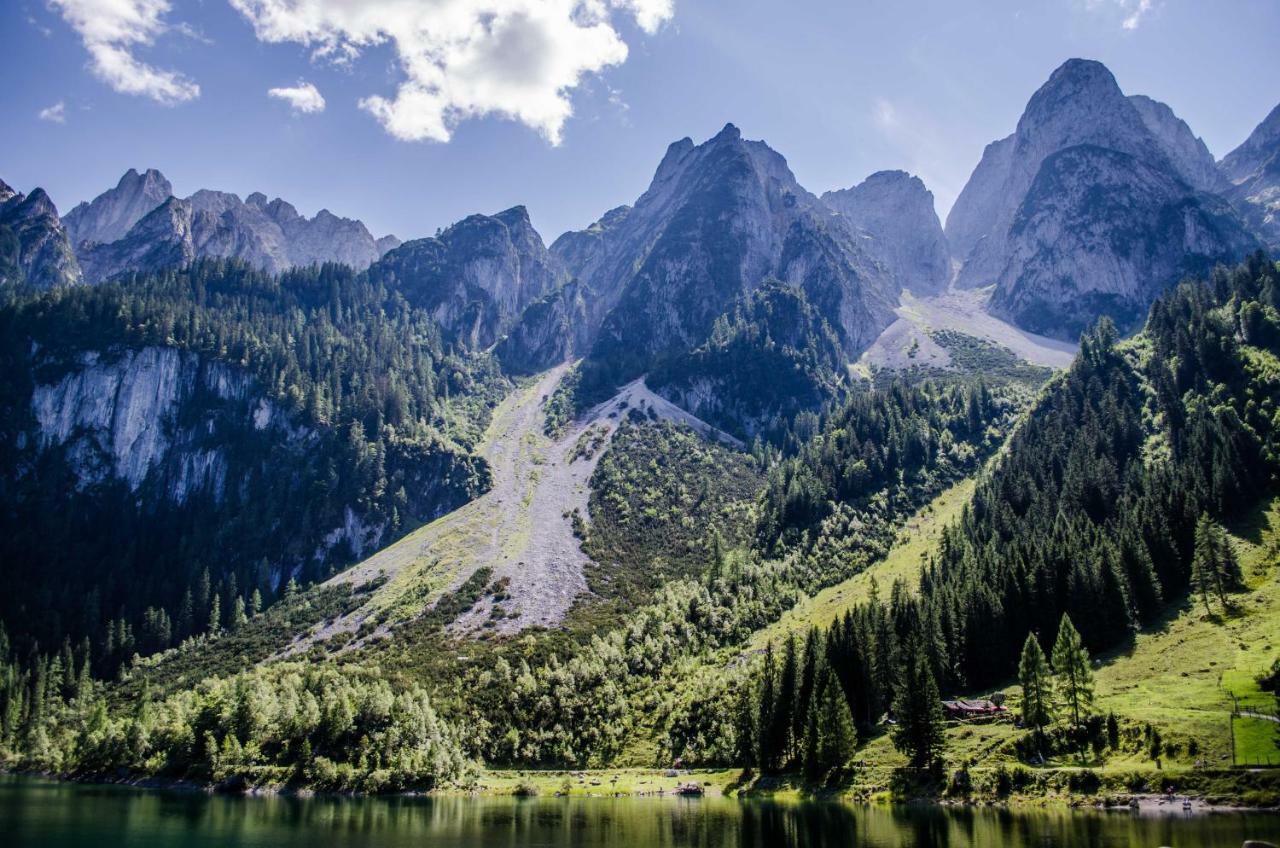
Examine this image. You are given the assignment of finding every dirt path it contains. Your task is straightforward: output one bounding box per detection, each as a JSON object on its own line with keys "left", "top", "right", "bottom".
{"left": 282, "top": 365, "right": 737, "bottom": 652}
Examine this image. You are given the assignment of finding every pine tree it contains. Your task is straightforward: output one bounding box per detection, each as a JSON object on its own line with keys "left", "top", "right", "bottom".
{"left": 207, "top": 595, "right": 222, "bottom": 635}
{"left": 1192, "top": 514, "right": 1225, "bottom": 614}
{"left": 794, "top": 627, "right": 821, "bottom": 751}
{"left": 1050, "top": 615, "right": 1094, "bottom": 739}
{"left": 814, "top": 668, "right": 856, "bottom": 779}
{"left": 891, "top": 633, "right": 946, "bottom": 770}
{"left": 773, "top": 634, "right": 799, "bottom": 766}
{"left": 734, "top": 683, "right": 757, "bottom": 769}
{"left": 756, "top": 644, "right": 778, "bottom": 772}
{"left": 1018, "top": 633, "right": 1053, "bottom": 757}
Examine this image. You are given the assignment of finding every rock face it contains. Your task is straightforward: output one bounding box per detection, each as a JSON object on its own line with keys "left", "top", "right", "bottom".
{"left": 1128, "top": 95, "right": 1227, "bottom": 194}
{"left": 989, "top": 144, "right": 1257, "bottom": 336}
{"left": 31, "top": 346, "right": 278, "bottom": 500}
{"left": 63, "top": 168, "right": 173, "bottom": 248}
{"left": 559, "top": 124, "right": 895, "bottom": 384}
{"left": 71, "top": 169, "right": 394, "bottom": 282}
{"left": 0, "top": 180, "right": 81, "bottom": 288}
{"left": 821, "top": 170, "right": 950, "bottom": 294}
{"left": 1220, "top": 103, "right": 1280, "bottom": 249}
{"left": 549, "top": 205, "right": 632, "bottom": 285}
{"left": 369, "top": 206, "right": 566, "bottom": 350}
{"left": 946, "top": 58, "right": 1257, "bottom": 338}
{"left": 494, "top": 280, "right": 593, "bottom": 374}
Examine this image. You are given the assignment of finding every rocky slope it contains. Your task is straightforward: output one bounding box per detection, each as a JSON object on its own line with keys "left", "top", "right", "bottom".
{"left": 71, "top": 169, "right": 396, "bottom": 283}
{"left": 1220, "top": 103, "right": 1280, "bottom": 249}
{"left": 555, "top": 124, "right": 895, "bottom": 388}
{"left": 0, "top": 178, "right": 81, "bottom": 288}
{"left": 989, "top": 143, "right": 1256, "bottom": 336}
{"left": 821, "top": 170, "right": 950, "bottom": 294}
{"left": 63, "top": 168, "right": 173, "bottom": 249}
{"left": 368, "top": 206, "right": 566, "bottom": 350}
{"left": 945, "top": 58, "right": 1257, "bottom": 338}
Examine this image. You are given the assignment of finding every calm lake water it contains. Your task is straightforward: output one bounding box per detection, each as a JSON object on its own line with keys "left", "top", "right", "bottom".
{"left": 2, "top": 776, "right": 1279, "bottom": 848}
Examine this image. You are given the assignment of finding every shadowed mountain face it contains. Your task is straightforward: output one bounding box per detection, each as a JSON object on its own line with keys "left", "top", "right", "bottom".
{"left": 369, "top": 206, "right": 567, "bottom": 351}
{"left": 513, "top": 124, "right": 897, "bottom": 387}
{"left": 0, "top": 179, "right": 81, "bottom": 289}
{"left": 822, "top": 169, "right": 950, "bottom": 295}
{"left": 1221, "top": 103, "right": 1280, "bottom": 250}
{"left": 68, "top": 170, "right": 397, "bottom": 283}
{"left": 945, "top": 58, "right": 1258, "bottom": 339}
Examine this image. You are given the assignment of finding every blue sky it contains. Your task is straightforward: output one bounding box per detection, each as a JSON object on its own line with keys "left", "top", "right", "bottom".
{"left": 3, "top": 0, "right": 1279, "bottom": 244}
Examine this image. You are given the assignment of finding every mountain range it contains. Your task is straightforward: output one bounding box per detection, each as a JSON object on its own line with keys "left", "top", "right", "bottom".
{"left": 1, "top": 56, "right": 1280, "bottom": 798}
{"left": 5, "top": 58, "right": 1277, "bottom": 355}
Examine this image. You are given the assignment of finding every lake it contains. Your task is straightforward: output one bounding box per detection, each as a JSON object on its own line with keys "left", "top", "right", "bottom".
{"left": 1, "top": 776, "right": 1278, "bottom": 847}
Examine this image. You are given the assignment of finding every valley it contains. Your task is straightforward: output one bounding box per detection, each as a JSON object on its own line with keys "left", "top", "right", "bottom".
{"left": 1, "top": 48, "right": 1279, "bottom": 831}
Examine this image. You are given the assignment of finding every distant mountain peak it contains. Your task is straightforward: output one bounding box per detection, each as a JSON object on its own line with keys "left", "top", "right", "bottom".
{"left": 64, "top": 167, "right": 173, "bottom": 249}
{"left": 821, "top": 169, "right": 949, "bottom": 295}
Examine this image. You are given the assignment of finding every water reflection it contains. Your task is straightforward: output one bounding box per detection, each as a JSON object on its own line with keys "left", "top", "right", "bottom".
{"left": 1, "top": 777, "right": 1277, "bottom": 848}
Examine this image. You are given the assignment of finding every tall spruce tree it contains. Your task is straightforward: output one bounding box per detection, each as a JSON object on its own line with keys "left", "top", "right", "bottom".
{"left": 1018, "top": 633, "right": 1053, "bottom": 757}
{"left": 1050, "top": 615, "right": 1094, "bottom": 732}
{"left": 891, "top": 632, "right": 947, "bottom": 770}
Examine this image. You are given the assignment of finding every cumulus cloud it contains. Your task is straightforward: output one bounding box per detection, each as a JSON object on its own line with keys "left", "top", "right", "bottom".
{"left": 228, "top": 0, "right": 674, "bottom": 143}
{"left": 38, "top": 101, "right": 67, "bottom": 123}
{"left": 49, "top": 0, "right": 199, "bottom": 104}
{"left": 268, "top": 80, "right": 326, "bottom": 113}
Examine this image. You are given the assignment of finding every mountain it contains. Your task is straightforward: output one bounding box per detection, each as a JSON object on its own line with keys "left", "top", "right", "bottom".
{"left": 567, "top": 124, "right": 896, "bottom": 391}
{"left": 946, "top": 58, "right": 1257, "bottom": 338}
{"left": 63, "top": 168, "right": 173, "bottom": 248}
{"left": 821, "top": 170, "right": 950, "bottom": 294}
{"left": 1127, "top": 95, "right": 1228, "bottom": 195}
{"left": 0, "top": 179, "right": 81, "bottom": 288}
{"left": 71, "top": 170, "right": 396, "bottom": 283}
{"left": 1220, "top": 103, "right": 1280, "bottom": 249}
{"left": 0, "top": 260, "right": 495, "bottom": 673}
{"left": 368, "top": 206, "right": 566, "bottom": 350}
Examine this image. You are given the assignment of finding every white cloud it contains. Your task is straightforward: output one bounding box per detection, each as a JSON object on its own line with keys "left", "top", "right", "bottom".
{"left": 268, "top": 80, "right": 326, "bottom": 113}
{"left": 228, "top": 0, "right": 674, "bottom": 144}
{"left": 1081, "top": 0, "right": 1159, "bottom": 31}
{"left": 873, "top": 97, "right": 897, "bottom": 130}
{"left": 38, "top": 101, "right": 67, "bottom": 123}
{"left": 49, "top": 0, "right": 199, "bottom": 104}
{"left": 1121, "top": 0, "right": 1153, "bottom": 30}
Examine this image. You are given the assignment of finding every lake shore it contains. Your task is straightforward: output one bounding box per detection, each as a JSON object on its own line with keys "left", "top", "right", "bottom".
{"left": 16, "top": 764, "right": 1278, "bottom": 815}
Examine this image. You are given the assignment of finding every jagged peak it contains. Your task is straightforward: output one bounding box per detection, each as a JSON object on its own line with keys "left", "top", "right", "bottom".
{"left": 713, "top": 122, "right": 742, "bottom": 142}
{"left": 0, "top": 178, "right": 17, "bottom": 204}
{"left": 245, "top": 191, "right": 269, "bottom": 208}
{"left": 1020, "top": 58, "right": 1127, "bottom": 127}
{"left": 495, "top": 205, "right": 532, "bottom": 228}
{"left": 23, "top": 187, "right": 60, "bottom": 217}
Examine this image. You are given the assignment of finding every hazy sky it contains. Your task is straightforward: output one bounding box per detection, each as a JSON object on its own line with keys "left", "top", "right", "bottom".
{"left": 4, "top": 0, "right": 1279, "bottom": 243}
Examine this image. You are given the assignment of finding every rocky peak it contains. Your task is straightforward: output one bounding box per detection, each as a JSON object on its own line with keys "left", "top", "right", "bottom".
{"left": 569, "top": 125, "right": 896, "bottom": 385}
{"left": 946, "top": 58, "right": 1258, "bottom": 338}
{"left": 1128, "top": 94, "right": 1226, "bottom": 193}
{"left": 1221, "top": 103, "right": 1280, "bottom": 183}
{"left": 72, "top": 174, "right": 391, "bottom": 281}
{"left": 822, "top": 170, "right": 950, "bottom": 294}
{"left": 63, "top": 167, "right": 173, "bottom": 248}
{"left": 0, "top": 181, "right": 82, "bottom": 288}
{"left": 368, "top": 206, "right": 565, "bottom": 350}
{"left": 1220, "top": 102, "right": 1280, "bottom": 248}
{"left": 375, "top": 235, "right": 402, "bottom": 256}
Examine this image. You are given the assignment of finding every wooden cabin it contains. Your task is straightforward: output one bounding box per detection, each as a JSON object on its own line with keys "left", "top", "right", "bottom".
{"left": 942, "top": 698, "right": 1008, "bottom": 721}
